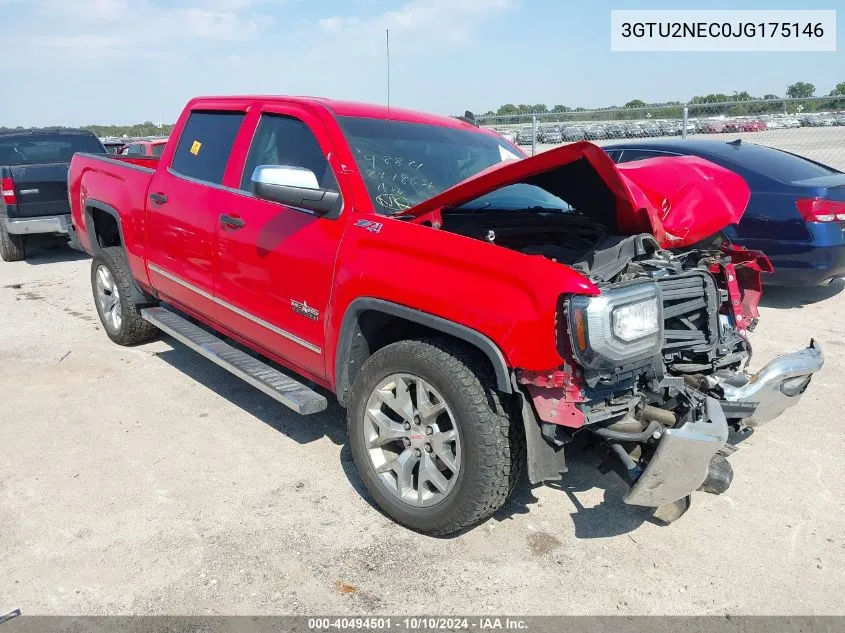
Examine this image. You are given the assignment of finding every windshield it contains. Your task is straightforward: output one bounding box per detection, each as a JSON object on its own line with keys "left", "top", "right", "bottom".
{"left": 338, "top": 116, "right": 522, "bottom": 215}
{"left": 456, "top": 183, "right": 574, "bottom": 212}
{"left": 0, "top": 133, "right": 104, "bottom": 165}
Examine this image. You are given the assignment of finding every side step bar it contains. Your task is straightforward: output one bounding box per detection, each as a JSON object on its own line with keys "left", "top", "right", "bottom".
{"left": 141, "top": 307, "right": 328, "bottom": 415}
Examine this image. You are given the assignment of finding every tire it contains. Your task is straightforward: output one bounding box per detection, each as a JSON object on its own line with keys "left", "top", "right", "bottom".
{"left": 347, "top": 338, "right": 523, "bottom": 535}
{"left": 0, "top": 222, "right": 25, "bottom": 262}
{"left": 91, "top": 246, "right": 158, "bottom": 345}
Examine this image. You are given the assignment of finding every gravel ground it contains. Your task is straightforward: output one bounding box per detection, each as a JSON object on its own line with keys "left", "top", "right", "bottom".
{"left": 1, "top": 238, "right": 844, "bottom": 616}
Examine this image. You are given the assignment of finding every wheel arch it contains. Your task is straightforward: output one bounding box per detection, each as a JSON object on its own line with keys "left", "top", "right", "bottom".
{"left": 84, "top": 199, "right": 126, "bottom": 252}
{"left": 334, "top": 298, "right": 512, "bottom": 407}
{"left": 85, "top": 201, "right": 155, "bottom": 305}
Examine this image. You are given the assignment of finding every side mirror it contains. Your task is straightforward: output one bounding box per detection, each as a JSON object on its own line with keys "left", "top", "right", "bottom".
{"left": 250, "top": 165, "right": 340, "bottom": 215}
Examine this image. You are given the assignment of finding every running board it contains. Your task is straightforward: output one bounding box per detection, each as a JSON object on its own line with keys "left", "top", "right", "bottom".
{"left": 141, "top": 307, "right": 328, "bottom": 415}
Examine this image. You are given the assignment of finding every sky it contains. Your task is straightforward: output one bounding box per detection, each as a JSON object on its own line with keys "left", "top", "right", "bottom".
{"left": 0, "top": 0, "right": 842, "bottom": 127}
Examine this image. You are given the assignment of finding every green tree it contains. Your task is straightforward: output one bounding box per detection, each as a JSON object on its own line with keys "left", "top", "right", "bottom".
{"left": 763, "top": 93, "right": 780, "bottom": 100}
{"left": 786, "top": 82, "right": 815, "bottom": 98}
{"left": 531, "top": 104, "right": 548, "bottom": 114}
{"left": 551, "top": 104, "right": 571, "bottom": 113}
{"left": 496, "top": 104, "right": 518, "bottom": 116}
{"left": 624, "top": 99, "right": 647, "bottom": 109}
{"left": 829, "top": 81, "right": 845, "bottom": 96}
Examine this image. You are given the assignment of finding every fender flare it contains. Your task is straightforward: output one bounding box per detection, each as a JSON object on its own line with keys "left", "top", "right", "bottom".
{"left": 335, "top": 298, "right": 512, "bottom": 404}
{"left": 84, "top": 199, "right": 154, "bottom": 304}
{"left": 84, "top": 199, "right": 127, "bottom": 252}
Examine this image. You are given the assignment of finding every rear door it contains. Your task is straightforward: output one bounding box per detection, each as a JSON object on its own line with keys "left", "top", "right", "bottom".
{"left": 0, "top": 132, "right": 105, "bottom": 218}
{"left": 144, "top": 106, "right": 246, "bottom": 319}
{"left": 212, "top": 103, "right": 346, "bottom": 379}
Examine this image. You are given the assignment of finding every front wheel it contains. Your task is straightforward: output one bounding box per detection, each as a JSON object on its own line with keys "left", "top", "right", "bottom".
{"left": 347, "top": 338, "right": 522, "bottom": 535}
{"left": 91, "top": 247, "right": 158, "bottom": 345}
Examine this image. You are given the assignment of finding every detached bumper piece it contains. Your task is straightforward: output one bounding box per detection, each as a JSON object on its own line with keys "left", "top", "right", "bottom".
{"left": 625, "top": 397, "right": 729, "bottom": 508}
{"left": 720, "top": 339, "right": 824, "bottom": 427}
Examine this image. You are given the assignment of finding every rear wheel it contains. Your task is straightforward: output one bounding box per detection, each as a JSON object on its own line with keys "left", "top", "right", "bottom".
{"left": 0, "top": 222, "right": 25, "bottom": 262}
{"left": 91, "top": 246, "right": 158, "bottom": 345}
{"left": 347, "top": 338, "right": 522, "bottom": 535}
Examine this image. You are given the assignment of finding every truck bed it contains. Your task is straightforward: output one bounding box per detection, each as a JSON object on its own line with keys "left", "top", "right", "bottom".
{"left": 69, "top": 153, "right": 158, "bottom": 287}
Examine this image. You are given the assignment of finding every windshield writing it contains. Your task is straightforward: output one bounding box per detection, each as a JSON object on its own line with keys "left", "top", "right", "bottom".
{"left": 338, "top": 116, "right": 521, "bottom": 215}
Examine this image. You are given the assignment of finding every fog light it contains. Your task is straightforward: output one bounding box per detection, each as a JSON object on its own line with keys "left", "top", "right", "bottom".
{"left": 781, "top": 375, "right": 811, "bottom": 397}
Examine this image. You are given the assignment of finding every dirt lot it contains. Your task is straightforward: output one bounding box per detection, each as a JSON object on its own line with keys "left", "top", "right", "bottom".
{"left": 2, "top": 239, "right": 844, "bottom": 616}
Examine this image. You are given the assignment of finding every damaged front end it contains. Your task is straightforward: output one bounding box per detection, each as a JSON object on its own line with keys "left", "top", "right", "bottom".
{"left": 403, "top": 141, "right": 824, "bottom": 519}
{"left": 520, "top": 234, "right": 823, "bottom": 515}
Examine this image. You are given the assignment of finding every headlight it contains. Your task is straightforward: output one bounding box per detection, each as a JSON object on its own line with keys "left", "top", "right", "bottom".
{"left": 612, "top": 298, "right": 659, "bottom": 342}
{"left": 567, "top": 282, "right": 663, "bottom": 368}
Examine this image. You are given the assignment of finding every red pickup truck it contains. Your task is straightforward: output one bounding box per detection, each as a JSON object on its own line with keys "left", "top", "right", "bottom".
{"left": 68, "top": 96, "right": 823, "bottom": 534}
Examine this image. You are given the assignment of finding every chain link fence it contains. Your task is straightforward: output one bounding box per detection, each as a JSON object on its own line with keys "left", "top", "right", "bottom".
{"left": 476, "top": 96, "right": 845, "bottom": 171}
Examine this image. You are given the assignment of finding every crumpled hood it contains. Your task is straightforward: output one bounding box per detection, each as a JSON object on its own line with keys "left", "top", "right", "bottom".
{"left": 403, "top": 141, "right": 751, "bottom": 249}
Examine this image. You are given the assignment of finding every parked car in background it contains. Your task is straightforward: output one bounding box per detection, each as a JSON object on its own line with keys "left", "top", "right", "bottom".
{"left": 603, "top": 138, "right": 845, "bottom": 286}
{"left": 1, "top": 128, "right": 106, "bottom": 261}
{"left": 604, "top": 123, "right": 625, "bottom": 139}
{"left": 584, "top": 124, "right": 607, "bottom": 140}
{"left": 800, "top": 116, "right": 828, "bottom": 127}
{"left": 640, "top": 122, "right": 661, "bottom": 137}
{"left": 700, "top": 120, "right": 727, "bottom": 134}
{"left": 561, "top": 125, "right": 585, "bottom": 141}
{"left": 740, "top": 120, "right": 767, "bottom": 132}
{"left": 622, "top": 123, "right": 643, "bottom": 138}
{"left": 537, "top": 125, "right": 563, "bottom": 144}
{"left": 659, "top": 121, "right": 682, "bottom": 136}
{"left": 67, "top": 95, "right": 823, "bottom": 533}
{"left": 101, "top": 138, "right": 127, "bottom": 154}
{"left": 120, "top": 138, "right": 168, "bottom": 157}
{"left": 515, "top": 126, "right": 534, "bottom": 145}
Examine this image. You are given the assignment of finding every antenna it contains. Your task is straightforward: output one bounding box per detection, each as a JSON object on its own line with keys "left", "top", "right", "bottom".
{"left": 386, "top": 28, "right": 391, "bottom": 119}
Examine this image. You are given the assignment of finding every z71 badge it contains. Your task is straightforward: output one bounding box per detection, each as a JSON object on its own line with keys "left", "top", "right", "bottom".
{"left": 353, "top": 219, "right": 383, "bottom": 233}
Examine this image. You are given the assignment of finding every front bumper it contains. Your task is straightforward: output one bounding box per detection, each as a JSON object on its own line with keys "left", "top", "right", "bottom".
{"left": 720, "top": 339, "right": 824, "bottom": 427}
{"left": 3, "top": 214, "right": 71, "bottom": 236}
{"left": 625, "top": 397, "right": 728, "bottom": 507}
{"left": 623, "top": 340, "right": 823, "bottom": 508}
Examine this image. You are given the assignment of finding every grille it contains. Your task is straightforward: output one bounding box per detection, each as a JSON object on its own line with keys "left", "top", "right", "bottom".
{"left": 657, "top": 272, "right": 719, "bottom": 356}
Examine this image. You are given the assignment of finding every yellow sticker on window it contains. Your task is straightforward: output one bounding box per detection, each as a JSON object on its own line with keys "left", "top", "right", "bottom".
{"left": 190, "top": 140, "right": 202, "bottom": 156}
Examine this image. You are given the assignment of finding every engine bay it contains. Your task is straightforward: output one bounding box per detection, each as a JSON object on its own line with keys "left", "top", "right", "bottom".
{"left": 442, "top": 209, "right": 750, "bottom": 383}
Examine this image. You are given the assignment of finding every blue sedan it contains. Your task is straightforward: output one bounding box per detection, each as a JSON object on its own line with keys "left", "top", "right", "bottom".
{"left": 602, "top": 139, "right": 845, "bottom": 286}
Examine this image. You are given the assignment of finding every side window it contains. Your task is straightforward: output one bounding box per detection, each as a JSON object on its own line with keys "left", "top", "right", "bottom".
{"left": 126, "top": 144, "right": 144, "bottom": 156}
{"left": 171, "top": 111, "right": 245, "bottom": 185}
{"left": 617, "top": 149, "right": 676, "bottom": 163}
{"left": 240, "top": 114, "right": 338, "bottom": 192}
{"left": 604, "top": 149, "right": 623, "bottom": 163}
{"left": 151, "top": 143, "right": 166, "bottom": 157}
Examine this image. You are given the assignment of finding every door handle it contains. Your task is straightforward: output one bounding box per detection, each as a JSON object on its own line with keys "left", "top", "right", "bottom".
{"left": 149, "top": 192, "right": 168, "bottom": 205}
{"left": 220, "top": 214, "right": 245, "bottom": 229}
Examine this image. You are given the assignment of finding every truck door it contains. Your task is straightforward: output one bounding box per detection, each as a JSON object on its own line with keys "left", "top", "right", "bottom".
{"left": 145, "top": 107, "right": 246, "bottom": 319}
{"left": 213, "top": 104, "right": 346, "bottom": 380}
